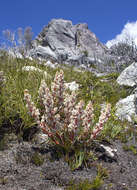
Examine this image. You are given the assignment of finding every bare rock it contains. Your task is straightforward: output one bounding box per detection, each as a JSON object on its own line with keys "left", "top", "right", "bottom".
{"left": 65, "top": 81, "right": 79, "bottom": 91}
{"left": 31, "top": 19, "right": 110, "bottom": 72}
{"left": 30, "top": 45, "right": 57, "bottom": 61}
{"left": 116, "top": 94, "right": 137, "bottom": 122}
{"left": 117, "top": 62, "right": 137, "bottom": 87}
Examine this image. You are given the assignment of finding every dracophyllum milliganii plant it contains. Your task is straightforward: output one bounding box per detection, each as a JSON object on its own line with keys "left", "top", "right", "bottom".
{"left": 24, "top": 70, "right": 111, "bottom": 151}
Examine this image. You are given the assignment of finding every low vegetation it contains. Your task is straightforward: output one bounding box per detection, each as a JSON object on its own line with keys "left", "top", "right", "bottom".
{"left": 0, "top": 53, "right": 131, "bottom": 136}
{"left": 0, "top": 51, "right": 137, "bottom": 189}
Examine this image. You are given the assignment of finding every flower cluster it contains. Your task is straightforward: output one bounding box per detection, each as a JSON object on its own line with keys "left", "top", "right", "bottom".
{"left": 24, "top": 89, "right": 40, "bottom": 125}
{"left": 51, "top": 70, "right": 65, "bottom": 106}
{"left": 24, "top": 70, "right": 111, "bottom": 147}
{"left": 90, "top": 103, "right": 111, "bottom": 139}
{"left": 82, "top": 101, "right": 94, "bottom": 134}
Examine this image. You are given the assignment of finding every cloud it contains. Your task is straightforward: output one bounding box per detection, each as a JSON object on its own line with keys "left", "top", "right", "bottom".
{"left": 106, "top": 21, "right": 137, "bottom": 48}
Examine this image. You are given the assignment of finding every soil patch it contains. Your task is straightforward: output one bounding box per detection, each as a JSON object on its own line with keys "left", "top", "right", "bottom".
{"left": 0, "top": 133, "right": 136, "bottom": 190}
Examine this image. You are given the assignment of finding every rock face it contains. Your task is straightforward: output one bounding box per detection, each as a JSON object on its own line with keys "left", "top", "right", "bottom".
{"left": 30, "top": 19, "right": 119, "bottom": 73}
{"left": 117, "top": 62, "right": 137, "bottom": 87}
{"left": 34, "top": 19, "right": 107, "bottom": 58}
{"left": 30, "top": 46, "right": 57, "bottom": 61}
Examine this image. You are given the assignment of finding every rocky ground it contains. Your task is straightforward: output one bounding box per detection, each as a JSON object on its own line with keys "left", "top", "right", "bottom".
{"left": 0, "top": 130, "right": 136, "bottom": 190}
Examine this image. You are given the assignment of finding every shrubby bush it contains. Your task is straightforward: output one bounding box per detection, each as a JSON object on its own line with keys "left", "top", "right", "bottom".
{"left": 110, "top": 41, "right": 137, "bottom": 61}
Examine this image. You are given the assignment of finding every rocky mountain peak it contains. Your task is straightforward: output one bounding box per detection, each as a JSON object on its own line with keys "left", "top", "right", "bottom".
{"left": 31, "top": 19, "right": 108, "bottom": 64}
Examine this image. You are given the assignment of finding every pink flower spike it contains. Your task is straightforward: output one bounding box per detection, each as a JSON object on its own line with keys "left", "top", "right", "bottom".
{"left": 82, "top": 101, "right": 94, "bottom": 133}
{"left": 90, "top": 103, "right": 111, "bottom": 139}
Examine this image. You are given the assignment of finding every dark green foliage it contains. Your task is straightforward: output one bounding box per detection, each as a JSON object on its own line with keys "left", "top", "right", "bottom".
{"left": 66, "top": 178, "right": 103, "bottom": 190}
{"left": 31, "top": 152, "right": 44, "bottom": 166}
{"left": 65, "top": 164, "right": 108, "bottom": 190}
{"left": 0, "top": 55, "right": 44, "bottom": 131}
{"left": 123, "top": 145, "right": 137, "bottom": 155}
{"left": 83, "top": 50, "right": 89, "bottom": 57}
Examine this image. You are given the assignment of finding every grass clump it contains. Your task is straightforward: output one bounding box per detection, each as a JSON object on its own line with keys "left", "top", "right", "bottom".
{"left": 0, "top": 56, "right": 47, "bottom": 132}
{"left": 31, "top": 152, "right": 44, "bottom": 166}
{"left": 123, "top": 144, "right": 137, "bottom": 155}
{"left": 65, "top": 164, "right": 108, "bottom": 190}
{"left": 66, "top": 178, "right": 103, "bottom": 190}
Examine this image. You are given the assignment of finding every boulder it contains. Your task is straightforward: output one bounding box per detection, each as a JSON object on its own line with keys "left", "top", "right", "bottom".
{"left": 100, "top": 144, "right": 117, "bottom": 158}
{"left": 44, "top": 60, "right": 58, "bottom": 69}
{"left": 65, "top": 81, "right": 79, "bottom": 91}
{"left": 116, "top": 94, "right": 137, "bottom": 122}
{"left": 117, "top": 62, "right": 137, "bottom": 87}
